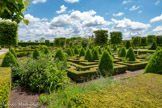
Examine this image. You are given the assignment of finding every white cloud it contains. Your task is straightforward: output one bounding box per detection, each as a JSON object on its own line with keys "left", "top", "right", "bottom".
{"left": 130, "top": 5, "right": 140, "bottom": 11}
{"left": 138, "top": 11, "right": 142, "bottom": 13}
{"left": 64, "top": 0, "right": 79, "bottom": 3}
{"left": 155, "top": 0, "right": 160, "bottom": 5}
{"left": 56, "top": 5, "right": 67, "bottom": 14}
{"left": 150, "top": 14, "right": 162, "bottom": 23}
{"left": 122, "top": 0, "right": 132, "bottom": 4}
{"left": 32, "top": 0, "right": 47, "bottom": 4}
{"left": 113, "top": 12, "right": 124, "bottom": 17}
{"left": 152, "top": 26, "right": 162, "bottom": 35}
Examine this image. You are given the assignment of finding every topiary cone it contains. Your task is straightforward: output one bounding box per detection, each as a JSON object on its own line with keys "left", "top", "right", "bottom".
{"left": 33, "top": 48, "right": 40, "bottom": 59}
{"left": 79, "top": 48, "right": 86, "bottom": 57}
{"left": 126, "top": 47, "right": 136, "bottom": 61}
{"left": 54, "top": 49, "right": 65, "bottom": 61}
{"left": 119, "top": 47, "right": 126, "bottom": 57}
{"left": 44, "top": 47, "right": 50, "bottom": 54}
{"left": 10, "top": 48, "right": 17, "bottom": 58}
{"left": 84, "top": 49, "right": 92, "bottom": 62}
{"left": 99, "top": 50, "right": 114, "bottom": 76}
{"left": 92, "top": 48, "right": 99, "bottom": 61}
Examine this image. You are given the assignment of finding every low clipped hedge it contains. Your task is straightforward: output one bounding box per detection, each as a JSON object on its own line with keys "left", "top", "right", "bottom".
{"left": 0, "top": 67, "right": 11, "bottom": 108}
{"left": 16, "top": 51, "right": 33, "bottom": 57}
{"left": 114, "top": 65, "right": 127, "bottom": 75}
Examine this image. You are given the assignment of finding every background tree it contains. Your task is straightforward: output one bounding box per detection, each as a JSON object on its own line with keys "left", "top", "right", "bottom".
{"left": 140, "top": 37, "right": 147, "bottom": 47}
{"left": 156, "top": 35, "right": 162, "bottom": 46}
{"left": 45, "top": 40, "right": 50, "bottom": 46}
{"left": 94, "top": 30, "right": 108, "bottom": 46}
{"left": 0, "top": 0, "right": 31, "bottom": 24}
{"left": 125, "top": 41, "right": 131, "bottom": 49}
{"left": 110, "top": 31, "right": 122, "bottom": 47}
{"left": 147, "top": 35, "right": 156, "bottom": 45}
{"left": 39, "top": 37, "right": 45, "bottom": 43}
{"left": 54, "top": 38, "right": 60, "bottom": 47}
{"left": 132, "top": 36, "right": 141, "bottom": 48}
{"left": 0, "top": 21, "right": 18, "bottom": 49}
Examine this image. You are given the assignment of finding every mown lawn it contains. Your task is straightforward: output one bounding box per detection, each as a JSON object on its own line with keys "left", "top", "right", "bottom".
{"left": 70, "top": 73, "right": 162, "bottom": 108}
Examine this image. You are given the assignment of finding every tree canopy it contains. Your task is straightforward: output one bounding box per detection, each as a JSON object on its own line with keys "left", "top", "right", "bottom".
{"left": 94, "top": 30, "right": 108, "bottom": 46}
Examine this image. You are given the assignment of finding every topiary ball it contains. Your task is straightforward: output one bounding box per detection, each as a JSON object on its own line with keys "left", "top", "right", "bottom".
{"left": 119, "top": 47, "right": 127, "bottom": 57}
{"left": 144, "top": 49, "right": 162, "bottom": 74}
{"left": 66, "top": 48, "right": 73, "bottom": 56}
{"left": 10, "top": 48, "right": 17, "bottom": 58}
{"left": 44, "top": 47, "right": 50, "bottom": 54}
{"left": 84, "top": 49, "right": 92, "bottom": 62}
{"left": 54, "top": 49, "right": 65, "bottom": 61}
{"left": 126, "top": 47, "right": 136, "bottom": 61}
{"left": 99, "top": 50, "right": 114, "bottom": 76}
{"left": 92, "top": 48, "right": 99, "bottom": 61}
{"left": 150, "top": 41, "right": 157, "bottom": 50}
{"left": 74, "top": 47, "right": 79, "bottom": 54}
{"left": 33, "top": 48, "right": 40, "bottom": 59}
{"left": 1, "top": 51, "right": 19, "bottom": 67}
{"left": 79, "top": 48, "right": 86, "bottom": 57}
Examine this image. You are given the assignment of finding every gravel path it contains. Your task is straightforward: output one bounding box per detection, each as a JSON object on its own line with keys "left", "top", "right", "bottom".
{"left": 0, "top": 48, "right": 8, "bottom": 55}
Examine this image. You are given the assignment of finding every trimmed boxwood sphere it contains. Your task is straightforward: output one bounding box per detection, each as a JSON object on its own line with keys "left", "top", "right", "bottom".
{"left": 54, "top": 49, "right": 65, "bottom": 61}
{"left": 79, "top": 48, "right": 85, "bottom": 57}
{"left": 10, "top": 48, "right": 17, "bottom": 58}
{"left": 144, "top": 49, "right": 162, "bottom": 74}
{"left": 126, "top": 47, "right": 136, "bottom": 61}
{"left": 98, "top": 50, "right": 114, "bottom": 76}
{"left": 119, "top": 47, "right": 126, "bottom": 57}
{"left": 92, "top": 48, "right": 99, "bottom": 61}
{"left": 84, "top": 49, "right": 92, "bottom": 62}
{"left": 33, "top": 48, "right": 40, "bottom": 59}
{"left": 1, "top": 51, "right": 19, "bottom": 67}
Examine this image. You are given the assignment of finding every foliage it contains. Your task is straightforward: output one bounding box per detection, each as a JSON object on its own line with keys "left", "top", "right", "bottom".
{"left": 125, "top": 40, "right": 131, "bottom": 49}
{"left": 92, "top": 48, "right": 99, "bottom": 61}
{"left": 140, "top": 37, "right": 147, "bottom": 46}
{"left": 119, "top": 47, "right": 126, "bottom": 57}
{"left": 132, "top": 36, "right": 141, "bottom": 48}
{"left": 156, "top": 46, "right": 161, "bottom": 51}
{"left": 74, "top": 47, "right": 79, "bottom": 54}
{"left": 110, "top": 31, "right": 122, "bottom": 45}
{"left": 0, "top": 0, "right": 30, "bottom": 24}
{"left": 156, "top": 35, "right": 162, "bottom": 45}
{"left": 126, "top": 47, "right": 136, "bottom": 61}
{"left": 0, "top": 67, "right": 11, "bottom": 108}
{"left": 98, "top": 50, "right": 114, "bottom": 76}
{"left": 54, "top": 37, "right": 66, "bottom": 47}
{"left": 81, "top": 39, "right": 88, "bottom": 48}
{"left": 45, "top": 40, "right": 50, "bottom": 46}
{"left": 1, "top": 51, "right": 19, "bottom": 67}
{"left": 54, "top": 49, "right": 65, "bottom": 61}
{"left": 0, "top": 21, "right": 18, "bottom": 48}
{"left": 84, "top": 49, "right": 92, "bottom": 62}
{"left": 44, "top": 47, "right": 50, "bottom": 54}
{"left": 33, "top": 48, "right": 40, "bottom": 59}
{"left": 66, "top": 48, "right": 73, "bottom": 56}
{"left": 98, "top": 47, "right": 102, "bottom": 54}
{"left": 70, "top": 74, "right": 162, "bottom": 108}
{"left": 105, "top": 46, "right": 111, "bottom": 55}
{"left": 150, "top": 41, "right": 157, "bottom": 50}
{"left": 147, "top": 35, "right": 156, "bottom": 44}
{"left": 144, "top": 49, "right": 162, "bottom": 74}
{"left": 10, "top": 48, "right": 17, "bottom": 58}
{"left": 94, "top": 30, "right": 108, "bottom": 46}
{"left": 79, "top": 48, "right": 86, "bottom": 57}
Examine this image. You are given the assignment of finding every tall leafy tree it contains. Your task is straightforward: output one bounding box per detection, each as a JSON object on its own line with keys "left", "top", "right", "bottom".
{"left": 156, "top": 35, "right": 162, "bottom": 45}
{"left": 132, "top": 36, "right": 141, "bottom": 48}
{"left": 110, "top": 31, "right": 122, "bottom": 47}
{"left": 140, "top": 37, "right": 147, "bottom": 47}
{"left": 45, "top": 40, "right": 50, "bottom": 46}
{"left": 94, "top": 30, "right": 108, "bottom": 46}
{"left": 147, "top": 35, "right": 156, "bottom": 45}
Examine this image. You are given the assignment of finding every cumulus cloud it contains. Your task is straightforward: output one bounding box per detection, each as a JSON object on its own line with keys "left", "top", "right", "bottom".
{"left": 138, "top": 11, "right": 142, "bottom": 14}
{"left": 64, "top": 0, "right": 79, "bottom": 3}
{"left": 32, "top": 0, "right": 47, "bottom": 4}
{"left": 150, "top": 14, "right": 162, "bottom": 23}
{"left": 122, "top": 0, "right": 132, "bottom": 4}
{"left": 130, "top": 5, "right": 140, "bottom": 11}
{"left": 155, "top": 0, "right": 160, "bottom": 5}
{"left": 56, "top": 5, "right": 67, "bottom": 14}
{"left": 152, "top": 26, "right": 162, "bottom": 35}
{"left": 113, "top": 12, "right": 124, "bottom": 17}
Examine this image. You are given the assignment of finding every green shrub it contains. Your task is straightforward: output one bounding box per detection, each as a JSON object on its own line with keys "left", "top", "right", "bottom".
{"left": 55, "top": 49, "right": 65, "bottom": 61}
{"left": 125, "top": 41, "right": 131, "bottom": 49}
{"left": 0, "top": 67, "right": 11, "bottom": 108}
{"left": 74, "top": 47, "right": 79, "bottom": 54}
{"left": 71, "top": 48, "right": 75, "bottom": 56}
{"left": 1, "top": 51, "right": 19, "bottom": 67}
{"left": 118, "top": 48, "right": 122, "bottom": 57}
{"left": 126, "top": 47, "right": 136, "bottom": 61}
{"left": 33, "top": 48, "right": 40, "bottom": 59}
{"left": 66, "top": 48, "right": 73, "bottom": 56}
{"left": 84, "top": 49, "right": 92, "bottom": 62}
{"left": 156, "top": 46, "right": 161, "bottom": 51}
{"left": 105, "top": 46, "right": 111, "bottom": 55}
{"left": 98, "top": 50, "right": 114, "bottom": 76}
{"left": 144, "top": 49, "right": 162, "bottom": 74}
{"left": 119, "top": 47, "right": 126, "bottom": 57}
{"left": 44, "top": 47, "right": 50, "bottom": 54}
{"left": 150, "top": 41, "right": 157, "bottom": 50}
{"left": 98, "top": 47, "right": 102, "bottom": 54}
{"left": 10, "top": 48, "right": 17, "bottom": 58}
{"left": 79, "top": 48, "right": 85, "bottom": 57}
{"left": 92, "top": 49, "right": 99, "bottom": 61}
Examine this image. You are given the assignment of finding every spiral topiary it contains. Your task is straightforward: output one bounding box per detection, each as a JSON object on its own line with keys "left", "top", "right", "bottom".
{"left": 54, "top": 49, "right": 65, "bottom": 61}
{"left": 1, "top": 51, "right": 19, "bottom": 67}
{"left": 84, "top": 49, "right": 92, "bottom": 62}
{"left": 92, "top": 48, "right": 99, "bottom": 61}
{"left": 10, "top": 48, "right": 17, "bottom": 58}
{"left": 144, "top": 49, "right": 162, "bottom": 74}
{"left": 126, "top": 47, "right": 136, "bottom": 61}
{"left": 98, "top": 50, "right": 114, "bottom": 76}
{"left": 79, "top": 48, "right": 85, "bottom": 57}
{"left": 33, "top": 48, "right": 40, "bottom": 59}
{"left": 119, "top": 47, "right": 126, "bottom": 57}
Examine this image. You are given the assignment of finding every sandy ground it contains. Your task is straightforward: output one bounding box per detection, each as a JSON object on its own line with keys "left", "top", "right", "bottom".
{"left": 0, "top": 48, "right": 8, "bottom": 55}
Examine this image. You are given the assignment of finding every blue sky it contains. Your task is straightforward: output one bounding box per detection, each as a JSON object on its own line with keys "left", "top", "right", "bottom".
{"left": 17, "top": 0, "right": 162, "bottom": 41}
